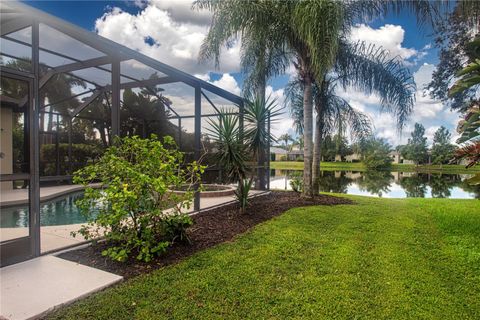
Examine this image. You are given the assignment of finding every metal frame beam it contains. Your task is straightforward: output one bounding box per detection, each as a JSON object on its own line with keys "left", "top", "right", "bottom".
{"left": 31, "top": 19, "right": 41, "bottom": 257}
{"left": 70, "top": 89, "right": 103, "bottom": 117}
{"left": 39, "top": 56, "right": 112, "bottom": 88}
{"left": 5, "top": 1, "right": 244, "bottom": 105}
{"left": 0, "top": 16, "right": 32, "bottom": 36}
{"left": 194, "top": 86, "right": 201, "bottom": 211}
{"left": 200, "top": 90, "right": 222, "bottom": 115}
{"left": 111, "top": 58, "right": 120, "bottom": 137}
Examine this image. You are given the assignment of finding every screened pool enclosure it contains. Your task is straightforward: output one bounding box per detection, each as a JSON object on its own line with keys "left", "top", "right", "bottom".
{"left": 0, "top": 2, "right": 270, "bottom": 266}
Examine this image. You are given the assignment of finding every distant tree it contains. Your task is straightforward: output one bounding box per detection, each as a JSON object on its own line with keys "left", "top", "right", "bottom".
{"left": 360, "top": 137, "right": 393, "bottom": 170}
{"left": 431, "top": 126, "right": 456, "bottom": 165}
{"left": 401, "top": 123, "right": 429, "bottom": 165}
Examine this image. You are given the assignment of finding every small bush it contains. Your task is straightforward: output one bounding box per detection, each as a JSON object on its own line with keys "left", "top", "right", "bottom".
{"left": 73, "top": 135, "right": 203, "bottom": 262}
{"left": 296, "top": 156, "right": 304, "bottom": 162}
{"left": 279, "top": 155, "right": 287, "bottom": 161}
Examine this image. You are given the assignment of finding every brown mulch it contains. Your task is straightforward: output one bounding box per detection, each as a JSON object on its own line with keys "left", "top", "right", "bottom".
{"left": 58, "top": 191, "right": 353, "bottom": 279}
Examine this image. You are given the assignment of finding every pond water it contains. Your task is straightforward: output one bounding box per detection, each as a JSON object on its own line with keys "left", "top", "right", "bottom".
{"left": 270, "top": 170, "right": 480, "bottom": 199}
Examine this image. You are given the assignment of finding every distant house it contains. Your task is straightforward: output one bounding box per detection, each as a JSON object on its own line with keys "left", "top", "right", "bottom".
{"left": 270, "top": 147, "right": 287, "bottom": 161}
{"left": 287, "top": 150, "right": 303, "bottom": 161}
{"left": 389, "top": 151, "right": 415, "bottom": 164}
{"left": 270, "top": 147, "right": 304, "bottom": 161}
{"left": 345, "top": 153, "right": 361, "bottom": 162}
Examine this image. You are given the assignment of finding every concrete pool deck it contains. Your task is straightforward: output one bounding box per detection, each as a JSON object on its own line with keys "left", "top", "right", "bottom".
{"left": 0, "top": 255, "right": 123, "bottom": 320}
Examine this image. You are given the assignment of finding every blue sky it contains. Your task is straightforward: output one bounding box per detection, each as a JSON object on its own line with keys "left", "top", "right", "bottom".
{"left": 24, "top": 0, "right": 459, "bottom": 146}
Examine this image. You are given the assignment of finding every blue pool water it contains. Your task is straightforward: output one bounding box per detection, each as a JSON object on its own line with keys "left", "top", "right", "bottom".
{"left": 1, "top": 192, "right": 91, "bottom": 228}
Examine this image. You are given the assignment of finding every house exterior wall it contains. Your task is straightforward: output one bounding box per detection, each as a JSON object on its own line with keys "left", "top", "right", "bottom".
{"left": 345, "top": 153, "right": 361, "bottom": 162}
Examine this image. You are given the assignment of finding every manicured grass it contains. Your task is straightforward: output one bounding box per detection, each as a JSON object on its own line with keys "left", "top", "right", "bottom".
{"left": 270, "top": 161, "right": 480, "bottom": 173}
{"left": 48, "top": 196, "right": 480, "bottom": 319}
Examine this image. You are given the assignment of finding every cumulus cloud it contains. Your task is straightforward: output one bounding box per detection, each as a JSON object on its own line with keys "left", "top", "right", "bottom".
{"left": 148, "top": 0, "right": 212, "bottom": 25}
{"left": 95, "top": 2, "right": 240, "bottom": 75}
{"left": 350, "top": 24, "right": 422, "bottom": 64}
{"left": 209, "top": 74, "right": 241, "bottom": 95}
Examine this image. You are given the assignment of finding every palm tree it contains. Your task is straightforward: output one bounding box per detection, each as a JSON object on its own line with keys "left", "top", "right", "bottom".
{"left": 196, "top": 0, "right": 439, "bottom": 197}
{"left": 287, "top": 40, "right": 416, "bottom": 194}
{"left": 196, "top": 0, "right": 344, "bottom": 197}
{"left": 278, "top": 133, "right": 293, "bottom": 150}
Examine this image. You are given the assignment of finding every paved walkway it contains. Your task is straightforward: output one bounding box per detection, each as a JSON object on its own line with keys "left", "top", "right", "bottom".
{"left": 0, "top": 255, "right": 122, "bottom": 320}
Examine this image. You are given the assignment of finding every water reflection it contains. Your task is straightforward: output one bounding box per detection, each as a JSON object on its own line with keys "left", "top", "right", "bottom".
{"left": 271, "top": 169, "right": 479, "bottom": 199}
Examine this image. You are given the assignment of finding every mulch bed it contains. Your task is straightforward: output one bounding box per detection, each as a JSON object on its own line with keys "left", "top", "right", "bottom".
{"left": 58, "top": 191, "right": 353, "bottom": 279}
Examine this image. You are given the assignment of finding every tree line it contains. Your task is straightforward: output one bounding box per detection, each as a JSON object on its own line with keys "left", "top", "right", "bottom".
{"left": 277, "top": 123, "right": 457, "bottom": 169}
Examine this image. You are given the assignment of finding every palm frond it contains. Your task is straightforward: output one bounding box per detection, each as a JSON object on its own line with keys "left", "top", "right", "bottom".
{"left": 335, "top": 39, "right": 416, "bottom": 130}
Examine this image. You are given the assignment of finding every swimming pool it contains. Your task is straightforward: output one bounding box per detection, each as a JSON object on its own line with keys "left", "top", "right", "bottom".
{"left": 1, "top": 191, "right": 91, "bottom": 228}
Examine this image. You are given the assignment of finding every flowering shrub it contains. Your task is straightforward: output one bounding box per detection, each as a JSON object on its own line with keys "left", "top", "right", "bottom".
{"left": 73, "top": 135, "right": 204, "bottom": 262}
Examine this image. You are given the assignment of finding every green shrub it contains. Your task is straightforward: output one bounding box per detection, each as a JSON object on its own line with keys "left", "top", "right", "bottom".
{"left": 279, "top": 155, "right": 287, "bottom": 161}
{"left": 73, "top": 135, "right": 204, "bottom": 262}
{"left": 363, "top": 152, "right": 392, "bottom": 170}
{"left": 296, "top": 156, "right": 304, "bottom": 162}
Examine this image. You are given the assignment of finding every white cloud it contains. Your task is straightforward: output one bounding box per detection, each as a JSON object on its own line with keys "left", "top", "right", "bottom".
{"left": 425, "top": 125, "right": 440, "bottom": 143}
{"left": 95, "top": 2, "right": 241, "bottom": 75}
{"left": 149, "top": 0, "right": 212, "bottom": 25}
{"left": 350, "top": 24, "right": 419, "bottom": 63}
{"left": 209, "top": 74, "right": 241, "bottom": 95}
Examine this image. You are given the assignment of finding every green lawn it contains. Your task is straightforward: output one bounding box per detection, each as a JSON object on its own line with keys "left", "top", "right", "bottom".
{"left": 270, "top": 161, "right": 480, "bottom": 174}
{"left": 48, "top": 196, "right": 480, "bottom": 319}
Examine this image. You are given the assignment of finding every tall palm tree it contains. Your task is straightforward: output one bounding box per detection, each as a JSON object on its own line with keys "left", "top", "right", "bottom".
{"left": 196, "top": 0, "right": 343, "bottom": 197}
{"left": 196, "top": 0, "right": 439, "bottom": 197}
{"left": 287, "top": 40, "right": 416, "bottom": 194}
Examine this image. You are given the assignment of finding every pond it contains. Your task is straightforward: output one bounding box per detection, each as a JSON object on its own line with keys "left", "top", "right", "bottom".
{"left": 270, "top": 170, "right": 480, "bottom": 199}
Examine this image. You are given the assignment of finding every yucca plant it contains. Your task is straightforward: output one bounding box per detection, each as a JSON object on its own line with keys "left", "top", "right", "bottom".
{"left": 244, "top": 94, "right": 283, "bottom": 189}
{"left": 234, "top": 178, "right": 254, "bottom": 214}
{"left": 206, "top": 109, "right": 247, "bottom": 182}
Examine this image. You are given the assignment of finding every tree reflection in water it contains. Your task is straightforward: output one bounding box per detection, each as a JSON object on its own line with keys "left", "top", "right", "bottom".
{"left": 270, "top": 169, "right": 478, "bottom": 198}
{"left": 317, "top": 171, "right": 352, "bottom": 194}
{"left": 356, "top": 170, "right": 393, "bottom": 197}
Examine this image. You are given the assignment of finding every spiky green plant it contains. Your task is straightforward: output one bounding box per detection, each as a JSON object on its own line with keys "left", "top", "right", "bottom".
{"left": 206, "top": 109, "right": 247, "bottom": 182}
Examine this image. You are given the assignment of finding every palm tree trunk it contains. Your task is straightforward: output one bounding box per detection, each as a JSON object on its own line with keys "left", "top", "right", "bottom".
{"left": 302, "top": 74, "right": 313, "bottom": 198}
{"left": 312, "top": 111, "right": 322, "bottom": 195}
{"left": 256, "top": 73, "right": 267, "bottom": 190}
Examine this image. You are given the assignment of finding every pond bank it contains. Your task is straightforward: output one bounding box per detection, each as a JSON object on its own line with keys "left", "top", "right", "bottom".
{"left": 270, "top": 161, "right": 480, "bottom": 174}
